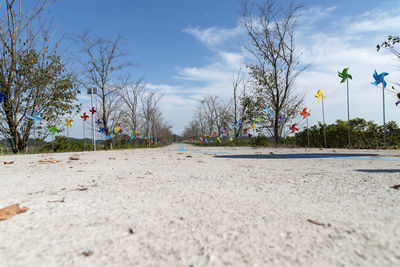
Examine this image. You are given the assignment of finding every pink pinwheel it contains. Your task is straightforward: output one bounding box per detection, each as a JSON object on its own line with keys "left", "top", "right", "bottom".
{"left": 289, "top": 123, "right": 299, "bottom": 134}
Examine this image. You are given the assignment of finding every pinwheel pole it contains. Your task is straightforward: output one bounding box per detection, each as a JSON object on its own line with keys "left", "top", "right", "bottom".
{"left": 306, "top": 116, "right": 310, "bottom": 148}
{"left": 382, "top": 80, "right": 386, "bottom": 145}
{"left": 346, "top": 78, "right": 351, "bottom": 147}
{"left": 88, "top": 88, "right": 97, "bottom": 151}
{"left": 321, "top": 96, "right": 327, "bottom": 148}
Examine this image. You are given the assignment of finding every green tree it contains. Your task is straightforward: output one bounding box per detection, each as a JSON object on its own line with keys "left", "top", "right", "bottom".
{"left": 0, "top": 0, "right": 80, "bottom": 153}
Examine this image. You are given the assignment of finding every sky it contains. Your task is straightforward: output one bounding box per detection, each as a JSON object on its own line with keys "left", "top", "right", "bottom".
{"left": 42, "top": 0, "right": 400, "bottom": 137}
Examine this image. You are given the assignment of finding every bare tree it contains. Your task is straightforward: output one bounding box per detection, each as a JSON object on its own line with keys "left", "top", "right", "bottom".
{"left": 241, "top": 0, "right": 307, "bottom": 144}
{"left": 141, "top": 91, "right": 161, "bottom": 137}
{"left": 119, "top": 77, "right": 145, "bottom": 134}
{"left": 75, "top": 32, "right": 132, "bottom": 149}
{"left": 0, "top": 0, "right": 79, "bottom": 153}
{"left": 231, "top": 67, "right": 250, "bottom": 138}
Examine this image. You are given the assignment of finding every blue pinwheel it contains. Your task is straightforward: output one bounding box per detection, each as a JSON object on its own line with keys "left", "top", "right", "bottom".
{"left": 28, "top": 112, "right": 42, "bottom": 124}
{"left": 264, "top": 106, "right": 275, "bottom": 117}
{"left": 0, "top": 92, "right": 5, "bottom": 103}
{"left": 372, "top": 70, "right": 389, "bottom": 88}
{"left": 105, "top": 134, "right": 111, "bottom": 140}
{"left": 95, "top": 119, "right": 102, "bottom": 126}
{"left": 98, "top": 127, "right": 104, "bottom": 134}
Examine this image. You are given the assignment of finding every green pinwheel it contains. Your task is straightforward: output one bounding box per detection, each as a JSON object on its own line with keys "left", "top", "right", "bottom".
{"left": 48, "top": 124, "right": 60, "bottom": 135}
{"left": 338, "top": 67, "right": 352, "bottom": 147}
{"left": 338, "top": 68, "right": 352, "bottom": 83}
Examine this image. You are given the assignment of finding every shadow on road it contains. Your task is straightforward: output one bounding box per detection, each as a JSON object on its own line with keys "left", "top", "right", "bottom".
{"left": 355, "top": 169, "right": 400, "bottom": 173}
{"left": 214, "top": 153, "right": 380, "bottom": 159}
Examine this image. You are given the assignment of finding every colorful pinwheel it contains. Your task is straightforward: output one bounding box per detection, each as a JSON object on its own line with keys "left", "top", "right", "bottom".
{"left": 256, "top": 117, "right": 262, "bottom": 123}
{"left": 289, "top": 123, "right": 299, "bottom": 134}
{"left": 0, "top": 92, "right": 5, "bottom": 103}
{"left": 105, "top": 134, "right": 111, "bottom": 140}
{"left": 229, "top": 137, "right": 233, "bottom": 142}
{"left": 28, "top": 112, "right": 42, "bottom": 124}
{"left": 250, "top": 124, "right": 255, "bottom": 130}
{"left": 114, "top": 126, "right": 120, "bottom": 132}
{"left": 95, "top": 119, "right": 102, "bottom": 126}
{"left": 89, "top": 107, "right": 96, "bottom": 115}
{"left": 65, "top": 118, "right": 73, "bottom": 127}
{"left": 372, "top": 70, "right": 389, "bottom": 88}
{"left": 80, "top": 112, "right": 89, "bottom": 121}
{"left": 98, "top": 127, "right": 104, "bottom": 134}
{"left": 243, "top": 129, "right": 248, "bottom": 134}
{"left": 116, "top": 122, "right": 122, "bottom": 127}
{"left": 338, "top": 67, "right": 352, "bottom": 83}
{"left": 300, "top": 108, "right": 311, "bottom": 119}
{"left": 314, "top": 89, "right": 326, "bottom": 103}
{"left": 48, "top": 124, "right": 60, "bottom": 135}
{"left": 279, "top": 115, "right": 286, "bottom": 124}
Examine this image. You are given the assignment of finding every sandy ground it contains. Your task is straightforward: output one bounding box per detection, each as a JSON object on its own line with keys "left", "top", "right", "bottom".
{"left": 0, "top": 144, "right": 399, "bottom": 266}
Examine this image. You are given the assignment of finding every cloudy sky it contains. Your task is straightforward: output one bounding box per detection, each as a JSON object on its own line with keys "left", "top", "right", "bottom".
{"left": 47, "top": 0, "right": 400, "bottom": 137}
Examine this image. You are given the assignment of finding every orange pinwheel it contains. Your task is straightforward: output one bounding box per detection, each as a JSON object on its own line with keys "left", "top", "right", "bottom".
{"left": 80, "top": 112, "right": 89, "bottom": 121}
{"left": 300, "top": 108, "right": 311, "bottom": 119}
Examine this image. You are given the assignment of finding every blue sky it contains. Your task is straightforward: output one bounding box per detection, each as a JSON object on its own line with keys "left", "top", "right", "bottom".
{"left": 44, "top": 0, "right": 400, "bottom": 137}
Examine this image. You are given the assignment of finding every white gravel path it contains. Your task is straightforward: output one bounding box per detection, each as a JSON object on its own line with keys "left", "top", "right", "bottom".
{"left": 0, "top": 144, "right": 399, "bottom": 266}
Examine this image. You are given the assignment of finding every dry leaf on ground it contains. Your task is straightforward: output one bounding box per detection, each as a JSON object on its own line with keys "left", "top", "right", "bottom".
{"left": 3, "top": 161, "right": 14, "bottom": 165}
{"left": 390, "top": 184, "right": 400, "bottom": 190}
{"left": 307, "top": 219, "right": 325, "bottom": 226}
{"left": 38, "top": 159, "right": 60, "bottom": 164}
{"left": 0, "top": 204, "right": 28, "bottom": 221}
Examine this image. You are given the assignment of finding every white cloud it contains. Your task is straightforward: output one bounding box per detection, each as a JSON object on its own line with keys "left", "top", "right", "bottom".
{"left": 183, "top": 24, "right": 245, "bottom": 47}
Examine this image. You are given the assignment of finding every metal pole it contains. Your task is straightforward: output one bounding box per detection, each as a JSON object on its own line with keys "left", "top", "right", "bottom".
{"left": 91, "top": 89, "right": 96, "bottom": 151}
{"left": 346, "top": 78, "right": 350, "bottom": 147}
{"left": 382, "top": 81, "right": 386, "bottom": 146}
{"left": 322, "top": 96, "right": 327, "bottom": 148}
{"left": 307, "top": 116, "right": 310, "bottom": 148}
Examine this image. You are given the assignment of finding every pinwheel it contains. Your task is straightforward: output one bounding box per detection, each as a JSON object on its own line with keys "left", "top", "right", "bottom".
{"left": 28, "top": 112, "right": 42, "bottom": 124}
{"left": 372, "top": 70, "right": 389, "bottom": 145}
{"left": 314, "top": 89, "right": 326, "bottom": 103}
{"left": 300, "top": 108, "right": 310, "bottom": 119}
{"left": 95, "top": 119, "right": 102, "bottom": 126}
{"left": 338, "top": 67, "right": 352, "bottom": 84}
{"left": 243, "top": 128, "right": 248, "bottom": 134}
{"left": 130, "top": 133, "right": 135, "bottom": 139}
{"left": 48, "top": 124, "right": 60, "bottom": 135}
{"left": 0, "top": 92, "right": 5, "bottom": 103}
{"left": 248, "top": 133, "right": 252, "bottom": 138}
{"left": 289, "top": 123, "right": 299, "bottom": 134}
{"left": 233, "top": 123, "right": 237, "bottom": 129}
{"left": 279, "top": 115, "right": 286, "bottom": 124}
{"left": 114, "top": 126, "right": 120, "bottom": 133}
{"left": 89, "top": 107, "right": 96, "bottom": 115}
{"left": 28, "top": 112, "right": 43, "bottom": 148}
{"left": 338, "top": 67, "right": 353, "bottom": 147}
{"left": 48, "top": 124, "right": 60, "bottom": 151}
{"left": 372, "top": 70, "right": 389, "bottom": 88}
{"left": 80, "top": 112, "right": 90, "bottom": 144}
{"left": 289, "top": 123, "right": 299, "bottom": 147}
{"left": 118, "top": 129, "right": 123, "bottom": 134}
{"left": 264, "top": 107, "right": 275, "bottom": 116}
{"left": 105, "top": 134, "right": 111, "bottom": 140}
{"left": 256, "top": 117, "right": 262, "bottom": 123}
{"left": 80, "top": 112, "right": 89, "bottom": 122}
{"left": 116, "top": 122, "right": 122, "bottom": 127}
{"left": 315, "top": 89, "right": 327, "bottom": 148}
{"left": 98, "top": 127, "right": 104, "bottom": 134}
{"left": 229, "top": 137, "right": 233, "bottom": 142}
{"left": 65, "top": 118, "right": 73, "bottom": 127}
{"left": 250, "top": 124, "right": 255, "bottom": 131}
